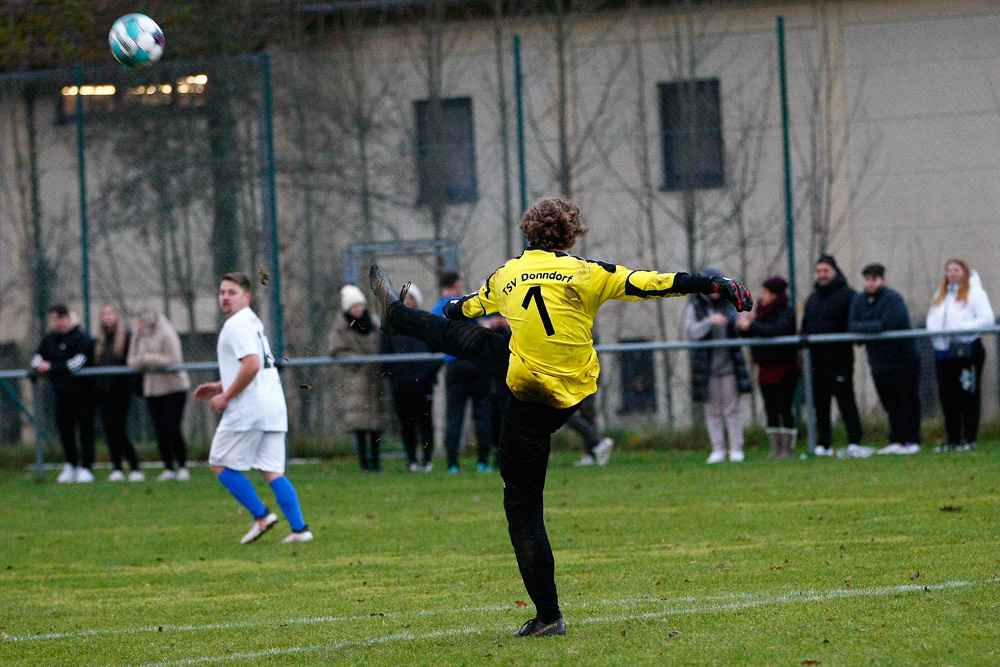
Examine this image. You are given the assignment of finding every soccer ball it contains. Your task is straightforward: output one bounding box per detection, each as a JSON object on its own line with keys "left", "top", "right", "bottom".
{"left": 109, "top": 14, "right": 164, "bottom": 68}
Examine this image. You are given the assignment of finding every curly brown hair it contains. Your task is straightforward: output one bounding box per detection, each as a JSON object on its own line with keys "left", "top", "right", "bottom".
{"left": 519, "top": 198, "right": 588, "bottom": 251}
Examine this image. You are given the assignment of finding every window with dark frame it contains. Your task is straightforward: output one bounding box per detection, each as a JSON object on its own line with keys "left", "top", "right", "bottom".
{"left": 658, "top": 78, "right": 724, "bottom": 190}
{"left": 414, "top": 97, "right": 478, "bottom": 205}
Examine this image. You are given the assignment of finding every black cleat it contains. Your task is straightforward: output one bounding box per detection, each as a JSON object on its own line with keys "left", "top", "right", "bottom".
{"left": 369, "top": 265, "right": 401, "bottom": 335}
{"left": 512, "top": 616, "right": 566, "bottom": 637}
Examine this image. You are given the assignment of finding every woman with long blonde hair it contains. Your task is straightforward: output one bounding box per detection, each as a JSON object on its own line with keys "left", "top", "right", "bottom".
{"left": 926, "top": 259, "right": 995, "bottom": 451}
{"left": 95, "top": 303, "right": 143, "bottom": 481}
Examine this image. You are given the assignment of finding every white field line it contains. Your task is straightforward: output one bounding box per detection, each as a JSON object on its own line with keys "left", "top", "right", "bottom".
{"left": 3, "top": 590, "right": 785, "bottom": 643}
{"left": 113, "top": 577, "right": 999, "bottom": 667}
{"left": 4, "top": 576, "right": 996, "bottom": 657}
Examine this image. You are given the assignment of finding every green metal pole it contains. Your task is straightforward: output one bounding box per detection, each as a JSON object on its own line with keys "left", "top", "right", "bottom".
{"left": 513, "top": 35, "right": 528, "bottom": 248}
{"left": 261, "top": 52, "right": 284, "bottom": 360}
{"left": 777, "top": 16, "right": 796, "bottom": 306}
{"left": 74, "top": 65, "right": 91, "bottom": 333}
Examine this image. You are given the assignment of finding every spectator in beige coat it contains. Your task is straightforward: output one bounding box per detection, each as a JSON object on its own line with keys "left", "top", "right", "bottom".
{"left": 128, "top": 309, "right": 191, "bottom": 481}
{"left": 329, "top": 285, "right": 384, "bottom": 471}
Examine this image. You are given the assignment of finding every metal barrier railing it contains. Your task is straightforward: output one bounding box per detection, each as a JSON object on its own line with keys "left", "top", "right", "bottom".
{"left": 5, "top": 326, "right": 998, "bottom": 479}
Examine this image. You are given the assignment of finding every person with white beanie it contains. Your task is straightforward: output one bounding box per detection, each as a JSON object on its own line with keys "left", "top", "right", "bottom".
{"left": 926, "top": 258, "right": 995, "bottom": 451}
{"left": 329, "top": 285, "right": 385, "bottom": 470}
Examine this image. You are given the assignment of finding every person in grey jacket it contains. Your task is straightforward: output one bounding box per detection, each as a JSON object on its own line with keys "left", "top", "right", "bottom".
{"left": 685, "top": 268, "right": 752, "bottom": 463}
{"left": 848, "top": 264, "right": 921, "bottom": 454}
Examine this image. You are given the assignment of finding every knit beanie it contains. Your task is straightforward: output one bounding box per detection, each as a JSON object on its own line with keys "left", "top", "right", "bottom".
{"left": 340, "top": 285, "right": 366, "bottom": 312}
{"left": 405, "top": 283, "right": 423, "bottom": 309}
{"left": 762, "top": 276, "right": 788, "bottom": 294}
{"left": 816, "top": 254, "right": 840, "bottom": 274}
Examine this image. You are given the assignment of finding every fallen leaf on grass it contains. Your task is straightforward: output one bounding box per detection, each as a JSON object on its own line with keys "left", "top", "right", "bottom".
{"left": 770, "top": 566, "right": 783, "bottom": 571}
{"left": 939, "top": 505, "right": 963, "bottom": 512}
{"left": 583, "top": 568, "right": 593, "bottom": 573}
{"left": 910, "top": 571, "right": 920, "bottom": 580}
{"left": 567, "top": 649, "right": 579, "bottom": 655}
{"left": 801, "top": 661, "right": 821, "bottom": 665}
{"left": 620, "top": 629, "right": 627, "bottom": 637}
{"left": 924, "top": 586, "right": 931, "bottom": 592}
{"left": 515, "top": 600, "right": 529, "bottom": 608}
{"left": 668, "top": 631, "right": 680, "bottom": 638}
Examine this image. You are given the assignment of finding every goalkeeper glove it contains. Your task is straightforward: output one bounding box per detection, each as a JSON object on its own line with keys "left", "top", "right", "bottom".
{"left": 709, "top": 276, "right": 754, "bottom": 312}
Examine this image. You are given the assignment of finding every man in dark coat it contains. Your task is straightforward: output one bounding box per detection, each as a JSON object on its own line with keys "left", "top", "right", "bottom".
{"left": 380, "top": 283, "right": 443, "bottom": 471}
{"left": 31, "top": 303, "right": 96, "bottom": 483}
{"left": 848, "top": 264, "right": 921, "bottom": 454}
{"left": 800, "top": 254, "right": 864, "bottom": 456}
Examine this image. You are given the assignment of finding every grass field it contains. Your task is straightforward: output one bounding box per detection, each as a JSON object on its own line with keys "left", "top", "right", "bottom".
{"left": 2, "top": 446, "right": 999, "bottom": 666}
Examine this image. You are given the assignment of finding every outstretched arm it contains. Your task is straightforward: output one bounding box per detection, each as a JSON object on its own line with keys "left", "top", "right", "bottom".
{"left": 608, "top": 268, "right": 753, "bottom": 312}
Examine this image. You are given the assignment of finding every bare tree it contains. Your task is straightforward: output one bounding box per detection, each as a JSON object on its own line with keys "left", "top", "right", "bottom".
{"left": 793, "top": 11, "right": 884, "bottom": 264}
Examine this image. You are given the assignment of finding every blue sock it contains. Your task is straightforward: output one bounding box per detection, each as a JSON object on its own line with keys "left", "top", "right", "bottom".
{"left": 269, "top": 476, "right": 306, "bottom": 532}
{"left": 217, "top": 468, "right": 268, "bottom": 519}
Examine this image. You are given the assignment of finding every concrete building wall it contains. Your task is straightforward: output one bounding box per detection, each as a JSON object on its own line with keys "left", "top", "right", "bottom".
{"left": 4, "top": 0, "right": 1000, "bottom": 436}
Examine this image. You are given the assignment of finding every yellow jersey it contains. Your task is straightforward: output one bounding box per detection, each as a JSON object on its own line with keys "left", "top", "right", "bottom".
{"left": 448, "top": 248, "right": 704, "bottom": 409}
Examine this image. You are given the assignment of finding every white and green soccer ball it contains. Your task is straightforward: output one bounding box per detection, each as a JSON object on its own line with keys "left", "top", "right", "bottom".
{"left": 109, "top": 13, "right": 164, "bottom": 68}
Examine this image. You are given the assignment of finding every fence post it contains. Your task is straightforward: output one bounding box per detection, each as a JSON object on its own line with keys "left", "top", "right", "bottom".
{"left": 74, "top": 64, "right": 91, "bottom": 333}
{"left": 801, "top": 342, "right": 817, "bottom": 454}
{"left": 32, "top": 376, "right": 44, "bottom": 480}
{"left": 260, "top": 52, "right": 284, "bottom": 360}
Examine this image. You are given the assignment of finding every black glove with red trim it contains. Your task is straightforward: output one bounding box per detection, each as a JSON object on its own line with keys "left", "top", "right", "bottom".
{"left": 709, "top": 276, "right": 753, "bottom": 312}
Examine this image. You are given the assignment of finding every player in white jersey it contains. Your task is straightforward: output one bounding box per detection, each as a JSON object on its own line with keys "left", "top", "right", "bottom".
{"left": 194, "top": 272, "right": 312, "bottom": 544}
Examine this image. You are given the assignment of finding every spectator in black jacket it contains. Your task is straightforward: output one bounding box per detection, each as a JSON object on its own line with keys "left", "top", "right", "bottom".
{"left": 31, "top": 304, "right": 96, "bottom": 483}
{"left": 848, "top": 264, "right": 921, "bottom": 455}
{"left": 737, "top": 276, "right": 799, "bottom": 458}
{"left": 380, "top": 283, "right": 442, "bottom": 472}
{"left": 94, "top": 303, "right": 144, "bottom": 481}
{"left": 801, "top": 255, "right": 864, "bottom": 456}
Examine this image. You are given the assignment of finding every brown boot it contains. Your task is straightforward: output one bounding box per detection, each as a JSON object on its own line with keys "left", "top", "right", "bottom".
{"left": 777, "top": 428, "right": 798, "bottom": 459}
{"left": 766, "top": 428, "right": 782, "bottom": 459}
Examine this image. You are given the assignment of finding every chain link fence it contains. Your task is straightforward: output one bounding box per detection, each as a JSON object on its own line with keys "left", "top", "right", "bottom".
{"left": 4, "top": 5, "right": 1000, "bottom": 459}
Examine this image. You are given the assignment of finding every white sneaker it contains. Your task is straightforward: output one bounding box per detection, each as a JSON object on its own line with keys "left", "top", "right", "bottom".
{"left": 175, "top": 468, "right": 191, "bottom": 481}
{"left": 241, "top": 512, "right": 278, "bottom": 544}
{"left": 813, "top": 446, "right": 834, "bottom": 457}
{"left": 127, "top": 470, "right": 146, "bottom": 482}
{"left": 57, "top": 463, "right": 77, "bottom": 484}
{"left": 281, "top": 529, "right": 314, "bottom": 544}
{"left": 706, "top": 451, "right": 726, "bottom": 464}
{"left": 877, "top": 443, "right": 905, "bottom": 455}
{"left": 107, "top": 470, "right": 126, "bottom": 482}
{"left": 422, "top": 463, "right": 434, "bottom": 472}
{"left": 407, "top": 462, "right": 422, "bottom": 472}
{"left": 846, "top": 444, "right": 876, "bottom": 458}
{"left": 594, "top": 438, "right": 615, "bottom": 466}
{"left": 900, "top": 443, "right": 921, "bottom": 455}
{"left": 729, "top": 450, "right": 745, "bottom": 463}
{"left": 157, "top": 469, "right": 177, "bottom": 481}
{"left": 574, "top": 454, "right": 596, "bottom": 467}
{"left": 74, "top": 468, "right": 95, "bottom": 483}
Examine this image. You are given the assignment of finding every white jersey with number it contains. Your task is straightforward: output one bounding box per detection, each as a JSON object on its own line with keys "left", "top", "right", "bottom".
{"left": 216, "top": 307, "right": 288, "bottom": 432}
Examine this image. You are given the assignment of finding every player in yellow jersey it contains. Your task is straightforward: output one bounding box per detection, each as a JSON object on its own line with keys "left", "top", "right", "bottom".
{"left": 370, "top": 198, "right": 752, "bottom": 637}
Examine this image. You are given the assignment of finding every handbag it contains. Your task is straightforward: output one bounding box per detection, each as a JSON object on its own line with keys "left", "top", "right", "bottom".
{"left": 948, "top": 339, "right": 974, "bottom": 359}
